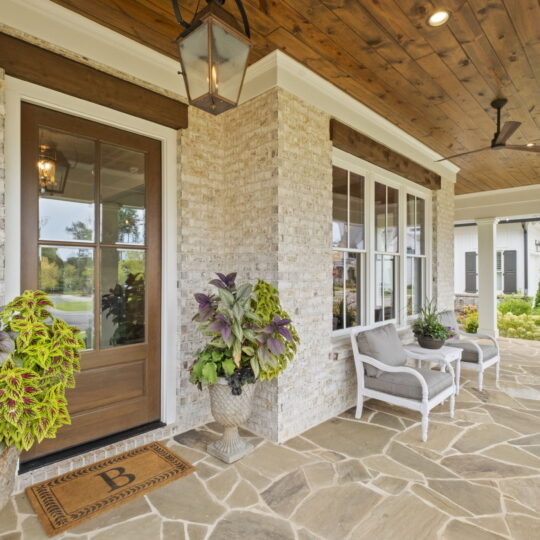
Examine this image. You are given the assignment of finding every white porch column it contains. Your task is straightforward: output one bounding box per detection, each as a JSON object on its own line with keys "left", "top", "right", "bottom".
{"left": 476, "top": 217, "right": 499, "bottom": 336}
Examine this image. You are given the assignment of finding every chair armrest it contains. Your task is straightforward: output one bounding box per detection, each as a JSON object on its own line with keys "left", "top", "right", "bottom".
{"left": 354, "top": 353, "right": 430, "bottom": 400}
{"left": 458, "top": 330, "right": 499, "bottom": 351}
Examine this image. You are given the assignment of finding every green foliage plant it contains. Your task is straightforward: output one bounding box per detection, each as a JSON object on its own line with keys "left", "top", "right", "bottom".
{"left": 498, "top": 312, "right": 540, "bottom": 341}
{"left": 534, "top": 281, "right": 540, "bottom": 311}
{"left": 0, "top": 290, "right": 84, "bottom": 451}
{"left": 412, "top": 300, "right": 454, "bottom": 341}
{"left": 189, "top": 274, "right": 300, "bottom": 395}
{"left": 498, "top": 294, "right": 532, "bottom": 316}
{"left": 101, "top": 273, "right": 145, "bottom": 346}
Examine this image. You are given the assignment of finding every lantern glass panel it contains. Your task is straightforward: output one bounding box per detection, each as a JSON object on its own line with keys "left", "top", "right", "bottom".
{"left": 179, "top": 23, "right": 209, "bottom": 100}
{"left": 211, "top": 23, "right": 250, "bottom": 103}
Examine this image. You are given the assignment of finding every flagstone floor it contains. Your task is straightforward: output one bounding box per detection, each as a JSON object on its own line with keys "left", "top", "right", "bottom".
{"left": 1, "top": 337, "right": 540, "bottom": 540}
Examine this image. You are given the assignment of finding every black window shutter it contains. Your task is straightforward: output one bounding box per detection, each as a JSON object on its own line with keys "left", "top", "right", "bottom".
{"left": 503, "top": 250, "right": 517, "bottom": 294}
{"left": 465, "top": 251, "right": 477, "bottom": 293}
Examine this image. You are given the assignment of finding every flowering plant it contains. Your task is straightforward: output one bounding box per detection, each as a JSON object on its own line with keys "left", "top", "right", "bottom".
{"left": 190, "top": 274, "right": 299, "bottom": 395}
{"left": 0, "top": 290, "right": 84, "bottom": 451}
{"left": 412, "top": 301, "right": 454, "bottom": 341}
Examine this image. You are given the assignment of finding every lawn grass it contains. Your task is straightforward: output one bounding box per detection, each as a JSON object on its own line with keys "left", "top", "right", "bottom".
{"left": 54, "top": 300, "right": 93, "bottom": 312}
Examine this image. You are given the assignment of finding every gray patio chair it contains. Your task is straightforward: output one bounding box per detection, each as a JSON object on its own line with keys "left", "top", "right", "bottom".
{"left": 438, "top": 310, "right": 500, "bottom": 391}
{"left": 351, "top": 323, "right": 455, "bottom": 442}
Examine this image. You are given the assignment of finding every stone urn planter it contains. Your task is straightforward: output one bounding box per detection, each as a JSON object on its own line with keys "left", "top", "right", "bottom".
{"left": 207, "top": 378, "right": 256, "bottom": 464}
{"left": 0, "top": 445, "right": 18, "bottom": 512}
{"left": 417, "top": 336, "right": 445, "bottom": 350}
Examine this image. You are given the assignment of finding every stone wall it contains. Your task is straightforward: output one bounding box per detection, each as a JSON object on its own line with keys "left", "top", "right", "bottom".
{"left": 432, "top": 178, "right": 456, "bottom": 312}
{"left": 274, "top": 90, "right": 339, "bottom": 442}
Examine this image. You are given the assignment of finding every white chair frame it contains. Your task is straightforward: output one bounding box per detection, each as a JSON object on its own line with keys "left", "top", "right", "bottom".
{"left": 450, "top": 330, "right": 500, "bottom": 392}
{"left": 351, "top": 326, "right": 456, "bottom": 442}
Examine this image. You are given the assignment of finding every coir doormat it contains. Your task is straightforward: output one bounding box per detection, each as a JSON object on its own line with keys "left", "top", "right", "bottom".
{"left": 26, "top": 441, "right": 195, "bottom": 536}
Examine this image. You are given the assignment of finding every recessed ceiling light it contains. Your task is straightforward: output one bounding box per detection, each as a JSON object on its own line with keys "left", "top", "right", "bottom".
{"left": 526, "top": 142, "right": 535, "bottom": 147}
{"left": 428, "top": 10, "right": 450, "bottom": 27}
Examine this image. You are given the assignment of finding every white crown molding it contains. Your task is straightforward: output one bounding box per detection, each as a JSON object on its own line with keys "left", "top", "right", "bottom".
{"left": 2, "top": 0, "right": 458, "bottom": 180}
{"left": 455, "top": 183, "right": 540, "bottom": 222}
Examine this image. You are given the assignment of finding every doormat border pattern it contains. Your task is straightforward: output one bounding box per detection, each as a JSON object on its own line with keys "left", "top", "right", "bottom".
{"left": 26, "top": 441, "right": 195, "bottom": 536}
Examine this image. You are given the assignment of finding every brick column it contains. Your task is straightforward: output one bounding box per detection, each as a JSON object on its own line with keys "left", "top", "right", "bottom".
{"left": 432, "top": 178, "right": 455, "bottom": 311}
{"left": 0, "top": 68, "right": 5, "bottom": 306}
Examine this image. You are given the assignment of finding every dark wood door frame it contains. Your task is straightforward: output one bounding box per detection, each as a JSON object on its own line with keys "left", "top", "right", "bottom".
{"left": 20, "top": 103, "right": 162, "bottom": 461}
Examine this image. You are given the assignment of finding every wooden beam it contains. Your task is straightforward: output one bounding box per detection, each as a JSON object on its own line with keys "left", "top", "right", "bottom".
{"left": 0, "top": 32, "right": 188, "bottom": 130}
{"left": 330, "top": 119, "right": 441, "bottom": 190}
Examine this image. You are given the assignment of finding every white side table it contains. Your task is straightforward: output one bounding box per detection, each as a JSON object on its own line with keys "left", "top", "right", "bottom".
{"left": 403, "top": 344, "right": 462, "bottom": 395}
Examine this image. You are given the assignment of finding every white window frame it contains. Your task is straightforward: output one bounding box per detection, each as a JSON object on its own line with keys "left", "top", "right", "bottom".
{"left": 406, "top": 194, "right": 428, "bottom": 318}
{"left": 332, "top": 166, "right": 367, "bottom": 331}
{"left": 332, "top": 148, "right": 433, "bottom": 338}
{"left": 496, "top": 250, "right": 504, "bottom": 293}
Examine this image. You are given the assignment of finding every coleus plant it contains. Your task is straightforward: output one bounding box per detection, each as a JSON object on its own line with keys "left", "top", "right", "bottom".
{"left": 0, "top": 290, "right": 84, "bottom": 451}
{"left": 190, "top": 273, "right": 300, "bottom": 394}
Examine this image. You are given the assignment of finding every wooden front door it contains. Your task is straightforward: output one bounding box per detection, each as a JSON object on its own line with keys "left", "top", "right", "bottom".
{"left": 20, "top": 103, "right": 162, "bottom": 461}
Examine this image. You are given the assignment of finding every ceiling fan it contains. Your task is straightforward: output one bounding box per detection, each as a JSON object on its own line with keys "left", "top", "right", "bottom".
{"left": 436, "top": 98, "right": 540, "bottom": 162}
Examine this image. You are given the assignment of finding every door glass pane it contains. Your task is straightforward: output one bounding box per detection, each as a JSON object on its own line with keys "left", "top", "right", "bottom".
{"left": 332, "top": 167, "right": 348, "bottom": 248}
{"left": 406, "top": 194, "right": 415, "bottom": 254}
{"left": 39, "top": 128, "right": 95, "bottom": 242}
{"left": 100, "top": 248, "right": 146, "bottom": 348}
{"left": 333, "top": 251, "right": 345, "bottom": 330}
{"left": 349, "top": 173, "right": 365, "bottom": 250}
{"left": 39, "top": 245, "right": 94, "bottom": 349}
{"left": 101, "top": 144, "right": 146, "bottom": 245}
{"left": 345, "top": 252, "right": 362, "bottom": 328}
{"left": 387, "top": 186, "right": 399, "bottom": 253}
{"left": 375, "top": 182, "right": 386, "bottom": 252}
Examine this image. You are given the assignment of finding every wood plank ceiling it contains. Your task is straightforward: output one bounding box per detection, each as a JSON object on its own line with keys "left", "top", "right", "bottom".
{"left": 51, "top": 0, "right": 540, "bottom": 195}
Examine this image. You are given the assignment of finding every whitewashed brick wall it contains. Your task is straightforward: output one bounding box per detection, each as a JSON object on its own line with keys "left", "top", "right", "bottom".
{"left": 432, "top": 178, "right": 455, "bottom": 312}
{"left": 0, "top": 69, "right": 5, "bottom": 306}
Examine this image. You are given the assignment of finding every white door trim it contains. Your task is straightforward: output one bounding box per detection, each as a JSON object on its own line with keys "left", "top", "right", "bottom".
{"left": 4, "top": 76, "right": 178, "bottom": 425}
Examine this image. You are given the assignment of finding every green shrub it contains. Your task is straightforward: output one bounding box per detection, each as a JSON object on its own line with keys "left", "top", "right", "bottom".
{"left": 535, "top": 281, "right": 540, "bottom": 310}
{"left": 462, "top": 311, "right": 479, "bottom": 334}
{"left": 498, "top": 312, "right": 540, "bottom": 341}
{"left": 498, "top": 295, "right": 532, "bottom": 316}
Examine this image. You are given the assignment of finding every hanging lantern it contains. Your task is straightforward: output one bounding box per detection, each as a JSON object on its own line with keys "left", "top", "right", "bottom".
{"left": 172, "top": 0, "right": 252, "bottom": 115}
{"left": 37, "top": 145, "right": 69, "bottom": 194}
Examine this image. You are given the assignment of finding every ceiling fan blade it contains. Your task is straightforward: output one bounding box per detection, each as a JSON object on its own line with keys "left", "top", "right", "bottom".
{"left": 494, "top": 121, "right": 521, "bottom": 145}
{"left": 435, "top": 147, "right": 491, "bottom": 162}
{"left": 504, "top": 144, "right": 540, "bottom": 153}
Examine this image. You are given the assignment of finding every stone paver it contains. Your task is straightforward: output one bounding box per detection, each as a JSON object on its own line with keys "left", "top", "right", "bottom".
{"left": 1, "top": 337, "right": 539, "bottom": 539}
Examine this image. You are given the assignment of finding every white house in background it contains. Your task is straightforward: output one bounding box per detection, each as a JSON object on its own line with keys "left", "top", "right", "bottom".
{"left": 454, "top": 219, "right": 540, "bottom": 298}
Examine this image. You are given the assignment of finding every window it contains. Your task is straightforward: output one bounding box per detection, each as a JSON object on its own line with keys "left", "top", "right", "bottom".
{"left": 374, "top": 182, "right": 399, "bottom": 322}
{"left": 406, "top": 194, "right": 426, "bottom": 316}
{"left": 333, "top": 166, "right": 365, "bottom": 330}
{"left": 331, "top": 152, "right": 432, "bottom": 334}
{"left": 496, "top": 251, "right": 503, "bottom": 292}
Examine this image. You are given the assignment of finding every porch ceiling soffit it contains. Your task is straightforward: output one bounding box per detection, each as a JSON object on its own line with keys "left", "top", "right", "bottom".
{"left": 455, "top": 184, "right": 540, "bottom": 222}
{"left": 0, "top": 0, "right": 458, "bottom": 181}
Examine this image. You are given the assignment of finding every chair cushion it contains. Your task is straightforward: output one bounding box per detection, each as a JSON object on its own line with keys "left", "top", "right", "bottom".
{"left": 356, "top": 324, "right": 407, "bottom": 378}
{"left": 445, "top": 341, "right": 498, "bottom": 363}
{"left": 364, "top": 367, "right": 453, "bottom": 400}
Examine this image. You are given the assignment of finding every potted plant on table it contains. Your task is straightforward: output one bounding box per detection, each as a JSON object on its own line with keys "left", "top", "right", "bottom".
{"left": 412, "top": 301, "right": 455, "bottom": 350}
{"left": 190, "top": 273, "right": 299, "bottom": 463}
{"left": 0, "top": 290, "right": 84, "bottom": 511}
